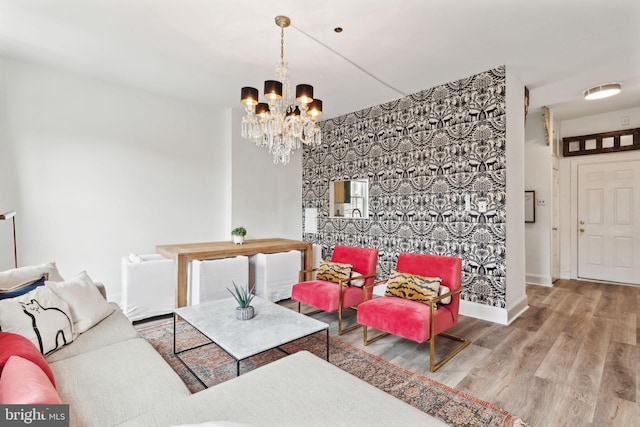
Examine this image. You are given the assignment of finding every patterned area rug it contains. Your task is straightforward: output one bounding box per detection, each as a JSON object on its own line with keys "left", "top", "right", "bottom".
{"left": 139, "top": 320, "right": 527, "bottom": 427}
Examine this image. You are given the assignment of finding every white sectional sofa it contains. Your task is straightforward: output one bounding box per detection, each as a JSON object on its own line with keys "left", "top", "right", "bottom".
{"left": 39, "top": 287, "right": 445, "bottom": 426}
{"left": 0, "top": 273, "right": 444, "bottom": 427}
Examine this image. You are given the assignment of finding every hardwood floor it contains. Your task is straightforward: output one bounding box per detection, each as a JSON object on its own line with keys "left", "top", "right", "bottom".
{"left": 281, "top": 279, "right": 639, "bottom": 426}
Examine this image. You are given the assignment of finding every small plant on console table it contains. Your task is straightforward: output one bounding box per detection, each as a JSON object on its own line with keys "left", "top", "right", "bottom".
{"left": 227, "top": 282, "right": 256, "bottom": 320}
{"left": 231, "top": 226, "right": 247, "bottom": 245}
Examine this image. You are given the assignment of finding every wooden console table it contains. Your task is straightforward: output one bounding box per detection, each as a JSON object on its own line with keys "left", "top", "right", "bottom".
{"left": 157, "top": 238, "right": 313, "bottom": 308}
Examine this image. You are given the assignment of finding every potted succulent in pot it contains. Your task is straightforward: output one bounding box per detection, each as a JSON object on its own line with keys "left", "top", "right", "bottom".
{"left": 231, "top": 226, "right": 247, "bottom": 245}
{"left": 227, "top": 282, "right": 256, "bottom": 320}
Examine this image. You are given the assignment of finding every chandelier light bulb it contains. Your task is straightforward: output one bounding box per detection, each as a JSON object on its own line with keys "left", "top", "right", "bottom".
{"left": 295, "top": 84, "right": 314, "bottom": 104}
{"left": 241, "top": 87, "right": 259, "bottom": 106}
{"left": 256, "top": 103, "right": 270, "bottom": 117}
{"left": 308, "top": 99, "right": 323, "bottom": 117}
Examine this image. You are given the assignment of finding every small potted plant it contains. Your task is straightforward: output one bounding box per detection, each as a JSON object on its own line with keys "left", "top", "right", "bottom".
{"left": 231, "top": 226, "right": 247, "bottom": 244}
{"left": 227, "top": 282, "right": 256, "bottom": 320}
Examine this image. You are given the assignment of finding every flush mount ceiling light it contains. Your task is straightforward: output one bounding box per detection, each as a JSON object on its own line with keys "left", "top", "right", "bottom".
{"left": 240, "top": 15, "right": 323, "bottom": 165}
{"left": 583, "top": 83, "right": 622, "bottom": 100}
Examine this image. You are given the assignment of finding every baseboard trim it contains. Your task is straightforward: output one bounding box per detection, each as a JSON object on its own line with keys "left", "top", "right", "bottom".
{"left": 460, "top": 296, "right": 529, "bottom": 325}
{"left": 460, "top": 301, "right": 508, "bottom": 325}
{"left": 525, "top": 274, "right": 553, "bottom": 287}
{"left": 507, "top": 294, "right": 529, "bottom": 325}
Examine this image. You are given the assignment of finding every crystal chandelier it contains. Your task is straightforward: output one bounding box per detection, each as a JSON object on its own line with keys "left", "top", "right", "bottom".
{"left": 240, "top": 16, "right": 323, "bottom": 165}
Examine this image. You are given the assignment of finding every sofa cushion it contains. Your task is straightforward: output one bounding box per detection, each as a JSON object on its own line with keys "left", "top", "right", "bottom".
{"left": 45, "top": 304, "right": 138, "bottom": 363}
{"left": 0, "top": 275, "right": 46, "bottom": 300}
{"left": 0, "top": 356, "right": 61, "bottom": 404}
{"left": 172, "top": 423, "right": 254, "bottom": 427}
{"left": 384, "top": 270, "right": 441, "bottom": 304}
{"left": 118, "top": 351, "right": 446, "bottom": 427}
{"left": 0, "top": 286, "right": 74, "bottom": 355}
{"left": 0, "top": 262, "right": 65, "bottom": 292}
{"left": 0, "top": 331, "right": 56, "bottom": 387}
{"left": 315, "top": 260, "right": 352, "bottom": 284}
{"left": 46, "top": 271, "right": 114, "bottom": 334}
{"left": 50, "top": 337, "right": 190, "bottom": 426}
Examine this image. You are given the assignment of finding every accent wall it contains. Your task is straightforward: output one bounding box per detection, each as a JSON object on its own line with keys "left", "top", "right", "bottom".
{"left": 303, "top": 66, "right": 526, "bottom": 318}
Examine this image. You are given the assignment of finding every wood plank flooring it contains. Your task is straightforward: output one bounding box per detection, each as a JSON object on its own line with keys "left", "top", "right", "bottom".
{"left": 281, "top": 279, "right": 639, "bottom": 426}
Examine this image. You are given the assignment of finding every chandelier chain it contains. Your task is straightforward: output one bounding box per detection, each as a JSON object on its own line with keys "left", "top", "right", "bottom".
{"left": 280, "top": 27, "right": 285, "bottom": 67}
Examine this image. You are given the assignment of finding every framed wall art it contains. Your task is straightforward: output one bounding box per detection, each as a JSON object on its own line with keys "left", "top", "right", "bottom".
{"left": 525, "top": 191, "right": 535, "bottom": 223}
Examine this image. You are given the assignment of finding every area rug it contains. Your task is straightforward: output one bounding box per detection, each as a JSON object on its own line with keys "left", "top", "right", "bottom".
{"left": 139, "top": 320, "right": 527, "bottom": 427}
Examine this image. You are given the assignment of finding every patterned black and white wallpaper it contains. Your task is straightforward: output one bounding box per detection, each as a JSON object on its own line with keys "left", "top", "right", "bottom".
{"left": 302, "top": 66, "right": 508, "bottom": 308}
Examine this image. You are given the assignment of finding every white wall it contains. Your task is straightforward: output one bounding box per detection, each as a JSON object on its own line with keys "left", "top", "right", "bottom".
{"left": 230, "top": 109, "right": 302, "bottom": 240}
{"left": 524, "top": 110, "right": 552, "bottom": 285}
{"left": 0, "top": 63, "right": 19, "bottom": 270}
{"left": 558, "top": 106, "right": 640, "bottom": 279}
{"left": 562, "top": 107, "right": 640, "bottom": 137}
{"left": 504, "top": 67, "right": 528, "bottom": 321}
{"left": 0, "top": 57, "right": 229, "bottom": 301}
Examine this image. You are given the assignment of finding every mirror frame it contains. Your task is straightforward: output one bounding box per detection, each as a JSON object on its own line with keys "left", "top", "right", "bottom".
{"left": 329, "top": 179, "right": 369, "bottom": 219}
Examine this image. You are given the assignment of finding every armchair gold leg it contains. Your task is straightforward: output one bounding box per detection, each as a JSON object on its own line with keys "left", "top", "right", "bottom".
{"left": 296, "top": 303, "right": 361, "bottom": 335}
{"left": 337, "top": 306, "right": 362, "bottom": 335}
{"left": 429, "top": 332, "right": 470, "bottom": 372}
{"left": 297, "top": 302, "right": 322, "bottom": 316}
{"left": 362, "top": 325, "right": 389, "bottom": 345}
{"left": 301, "top": 308, "right": 323, "bottom": 316}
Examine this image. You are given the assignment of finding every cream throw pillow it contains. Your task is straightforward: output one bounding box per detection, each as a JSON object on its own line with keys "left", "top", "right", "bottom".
{"left": 349, "top": 271, "right": 365, "bottom": 287}
{"left": 0, "top": 262, "right": 65, "bottom": 292}
{"left": 46, "top": 271, "right": 114, "bottom": 334}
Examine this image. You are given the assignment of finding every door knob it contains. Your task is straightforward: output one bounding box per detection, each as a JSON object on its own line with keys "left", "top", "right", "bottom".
{"left": 579, "top": 228, "right": 585, "bottom": 232}
{"left": 552, "top": 227, "right": 558, "bottom": 231}
{"left": 579, "top": 220, "right": 585, "bottom": 225}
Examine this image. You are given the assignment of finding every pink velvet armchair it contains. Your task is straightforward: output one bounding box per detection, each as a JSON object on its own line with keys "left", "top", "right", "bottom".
{"left": 291, "top": 245, "right": 378, "bottom": 335}
{"left": 357, "top": 253, "right": 469, "bottom": 371}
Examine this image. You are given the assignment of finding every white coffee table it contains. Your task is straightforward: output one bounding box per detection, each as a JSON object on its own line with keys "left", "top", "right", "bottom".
{"left": 173, "top": 296, "right": 329, "bottom": 387}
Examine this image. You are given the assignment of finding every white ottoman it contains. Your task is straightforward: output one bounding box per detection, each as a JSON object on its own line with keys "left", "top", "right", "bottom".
{"left": 121, "top": 254, "right": 176, "bottom": 322}
{"left": 189, "top": 256, "right": 249, "bottom": 305}
{"left": 250, "top": 250, "right": 301, "bottom": 302}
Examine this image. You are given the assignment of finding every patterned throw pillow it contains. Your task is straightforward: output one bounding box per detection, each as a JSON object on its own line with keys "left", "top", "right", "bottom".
{"left": 384, "top": 270, "right": 442, "bottom": 304}
{"left": 316, "top": 260, "right": 352, "bottom": 284}
{"left": 0, "top": 286, "right": 74, "bottom": 355}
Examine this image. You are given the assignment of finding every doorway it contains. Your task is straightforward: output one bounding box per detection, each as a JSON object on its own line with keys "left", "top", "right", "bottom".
{"left": 577, "top": 160, "right": 640, "bottom": 284}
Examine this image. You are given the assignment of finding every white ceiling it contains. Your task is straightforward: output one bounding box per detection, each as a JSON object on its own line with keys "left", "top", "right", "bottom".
{"left": 1, "top": 0, "right": 638, "bottom": 121}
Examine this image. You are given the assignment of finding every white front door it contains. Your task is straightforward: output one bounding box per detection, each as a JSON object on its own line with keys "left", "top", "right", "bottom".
{"left": 577, "top": 160, "right": 640, "bottom": 284}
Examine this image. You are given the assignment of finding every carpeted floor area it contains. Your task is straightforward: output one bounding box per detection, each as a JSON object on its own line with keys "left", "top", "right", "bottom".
{"left": 139, "top": 320, "right": 528, "bottom": 427}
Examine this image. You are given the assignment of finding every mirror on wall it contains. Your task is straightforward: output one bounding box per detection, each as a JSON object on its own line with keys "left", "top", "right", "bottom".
{"left": 330, "top": 179, "right": 369, "bottom": 218}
